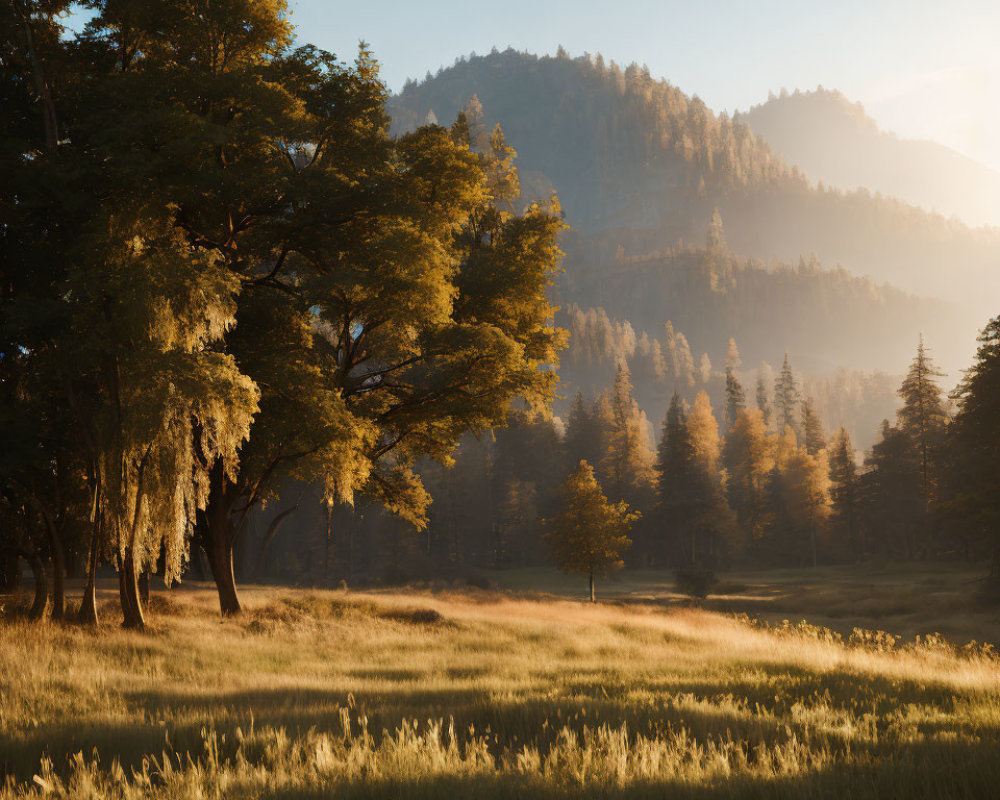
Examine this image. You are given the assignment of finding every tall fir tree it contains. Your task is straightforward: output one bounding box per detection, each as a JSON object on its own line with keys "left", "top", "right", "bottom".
{"left": 600, "top": 363, "right": 654, "bottom": 504}
{"left": 863, "top": 421, "right": 923, "bottom": 560}
{"left": 828, "top": 428, "right": 861, "bottom": 563}
{"left": 755, "top": 373, "right": 773, "bottom": 429}
{"left": 802, "top": 398, "right": 827, "bottom": 455}
{"left": 944, "top": 318, "right": 1000, "bottom": 590}
{"left": 724, "top": 367, "right": 746, "bottom": 430}
{"left": 774, "top": 354, "right": 800, "bottom": 437}
{"left": 896, "top": 336, "right": 948, "bottom": 538}
{"left": 685, "top": 391, "right": 734, "bottom": 566}
{"left": 564, "top": 392, "right": 602, "bottom": 471}
{"left": 655, "top": 394, "right": 695, "bottom": 566}
{"left": 723, "top": 408, "right": 774, "bottom": 548}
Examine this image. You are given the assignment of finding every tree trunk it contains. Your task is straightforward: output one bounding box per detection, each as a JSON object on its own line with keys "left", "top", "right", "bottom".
{"left": 204, "top": 526, "right": 241, "bottom": 615}
{"left": 139, "top": 570, "right": 149, "bottom": 606}
{"left": 43, "top": 518, "right": 66, "bottom": 621}
{"left": 12, "top": 0, "right": 59, "bottom": 150}
{"left": 119, "top": 548, "right": 146, "bottom": 629}
{"left": 77, "top": 513, "right": 101, "bottom": 626}
{"left": 26, "top": 551, "right": 47, "bottom": 619}
{"left": 199, "top": 460, "right": 243, "bottom": 616}
{"left": 324, "top": 504, "right": 333, "bottom": 581}
{"left": 589, "top": 571, "right": 595, "bottom": 603}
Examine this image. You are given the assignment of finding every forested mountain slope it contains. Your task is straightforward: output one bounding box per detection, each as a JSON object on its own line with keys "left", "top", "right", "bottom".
{"left": 736, "top": 88, "right": 1000, "bottom": 229}
{"left": 556, "top": 224, "right": 958, "bottom": 376}
{"left": 389, "top": 49, "right": 1000, "bottom": 329}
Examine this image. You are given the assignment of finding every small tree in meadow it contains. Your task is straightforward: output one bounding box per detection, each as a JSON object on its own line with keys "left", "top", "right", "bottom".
{"left": 546, "top": 460, "right": 638, "bottom": 602}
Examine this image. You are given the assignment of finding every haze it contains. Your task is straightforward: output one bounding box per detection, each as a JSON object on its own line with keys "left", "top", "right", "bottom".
{"left": 289, "top": 0, "right": 1000, "bottom": 176}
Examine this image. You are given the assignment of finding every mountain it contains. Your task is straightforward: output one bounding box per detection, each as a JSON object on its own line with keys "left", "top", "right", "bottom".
{"left": 556, "top": 227, "right": 956, "bottom": 377}
{"left": 736, "top": 88, "right": 1000, "bottom": 229}
{"left": 389, "top": 49, "right": 1000, "bottom": 346}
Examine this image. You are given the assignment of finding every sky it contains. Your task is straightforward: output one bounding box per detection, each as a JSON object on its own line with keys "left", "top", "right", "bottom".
{"left": 282, "top": 0, "right": 1000, "bottom": 174}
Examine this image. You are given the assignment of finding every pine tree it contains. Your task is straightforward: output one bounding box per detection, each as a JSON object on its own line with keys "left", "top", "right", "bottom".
{"left": 802, "top": 398, "right": 826, "bottom": 455}
{"left": 774, "top": 354, "right": 800, "bottom": 437}
{"left": 698, "top": 353, "right": 712, "bottom": 384}
{"left": 945, "top": 318, "right": 1000, "bottom": 590}
{"left": 546, "top": 461, "right": 637, "bottom": 602}
{"left": 674, "top": 332, "right": 696, "bottom": 387}
{"left": 684, "top": 391, "right": 733, "bottom": 566}
{"left": 564, "top": 392, "right": 602, "bottom": 470}
{"left": 655, "top": 394, "right": 694, "bottom": 566}
{"left": 724, "top": 367, "right": 746, "bottom": 430}
{"left": 755, "top": 373, "right": 773, "bottom": 429}
{"left": 896, "top": 336, "right": 948, "bottom": 531}
{"left": 863, "top": 421, "right": 923, "bottom": 560}
{"left": 707, "top": 208, "right": 727, "bottom": 253}
{"left": 601, "top": 364, "right": 654, "bottom": 503}
{"left": 723, "top": 409, "right": 774, "bottom": 547}
{"left": 828, "top": 428, "right": 861, "bottom": 562}
{"left": 725, "top": 338, "right": 742, "bottom": 370}
{"left": 781, "top": 447, "right": 831, "bottom": 568}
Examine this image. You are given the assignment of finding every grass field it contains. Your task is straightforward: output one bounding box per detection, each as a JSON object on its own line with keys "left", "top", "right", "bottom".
{"left": 2, "top": 567, "right": 1000, "bottom": 798}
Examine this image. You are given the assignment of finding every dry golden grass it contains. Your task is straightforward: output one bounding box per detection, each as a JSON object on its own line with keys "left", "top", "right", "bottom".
{"left": 2, "top": 579, "right": 1000, "bottom": 798}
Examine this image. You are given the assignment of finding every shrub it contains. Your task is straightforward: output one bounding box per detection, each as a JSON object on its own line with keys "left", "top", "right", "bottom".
{"left": 674, "top": 569, "right": 716, "bottom": 600}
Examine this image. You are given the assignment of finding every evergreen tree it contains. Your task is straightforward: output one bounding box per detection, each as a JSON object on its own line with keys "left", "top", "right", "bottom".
{"left": 685, "top": 391, "right": 733, "bottom": 565}
{"left": 563, "top": 392, "right": 602, "bottom": 470}
{"left": 723, "top": 409, "right": 774, "bottom": 548}
{"left": 725, "top": 337, "right": 742, "bottom": 370}
{"left": 896, "top": 336, "right": 948, "bottom": 535}
{"left": 674, "top": 333, "right": 696, "bottom": 387}
{"left": 780, "top": 447, "right": 831, "bottom": 567}
{"left": 707, "top": 207, "right": 727, "bottom": 252}
{"left": 774, "top": 353, "right": 800, "bottom": 437}
{"left": 863, "top": 421, "right": 923, "bottom": 560}
{"left": 828, "top": 427, "right": 861, "bottom": 562}
{"left": 655, "top": 394, "right": 696, "bottom": 566}
{"left": 600, "top": 364, "right": 654, "bottom": 503}
{"left": 944, "top": 318, "right": 1000, "bottom": 590}
{"left": 724, "top": 367, "right": 746, "bottom": 430}
{"left": 755, "top": 373, "right": 773, "bottom": 429}
{"left": 546, "top": 460, "right": 637, "bottom": 602}
{"left": 802, "top": 398, "right": 827, "bottom": 455}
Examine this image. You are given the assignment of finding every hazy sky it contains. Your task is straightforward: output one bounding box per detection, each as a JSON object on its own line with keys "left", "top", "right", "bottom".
{"left": 284, "top": 0, "right": 1000, "bottom": 173}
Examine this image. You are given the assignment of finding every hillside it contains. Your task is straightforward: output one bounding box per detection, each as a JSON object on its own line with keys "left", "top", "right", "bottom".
{"left": 389, "top": 50, "right": 1000, "bottom": 340}
{"left": 736, "top": 88, "right": 1000, "bottom": 229}
{"left": 557, "top": 225, "right": 958, "bottom": 374}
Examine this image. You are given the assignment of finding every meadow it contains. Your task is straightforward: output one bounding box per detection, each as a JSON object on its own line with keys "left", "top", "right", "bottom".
{"left": 2, "top": 569, "right": 1000, "bottom": 798}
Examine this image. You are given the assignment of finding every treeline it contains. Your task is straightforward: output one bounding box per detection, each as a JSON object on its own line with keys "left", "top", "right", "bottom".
{"left": 560, "top": 302, "right": 899, "bottom": 453}
{"left": 0, "top": 2, "right": 564, "bottom": 626}
{"left": 311, "top": 328, "right": 1000, "bottom": 595}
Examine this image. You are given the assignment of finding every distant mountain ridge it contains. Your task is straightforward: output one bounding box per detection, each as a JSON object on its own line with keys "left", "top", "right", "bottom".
{"left": 736, "top": 88, "right": 1000, "bottom": 229}
{"left": 389, "top": 49, "right": 999, "bottom": 371}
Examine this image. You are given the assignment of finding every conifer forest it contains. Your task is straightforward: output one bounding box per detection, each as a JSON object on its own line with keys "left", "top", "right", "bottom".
{"left": 3, "top": 2, "right": 1000, "bottom": 798}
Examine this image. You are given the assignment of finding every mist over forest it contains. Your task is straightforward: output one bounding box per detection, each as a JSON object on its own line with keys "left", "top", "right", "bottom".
{"left": 248, "top": 47, "right": 1000, "bottom": 585}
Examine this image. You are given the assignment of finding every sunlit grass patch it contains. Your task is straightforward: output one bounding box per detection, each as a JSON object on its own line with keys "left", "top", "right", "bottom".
{"left": 1, "top": 583, "right": 999, "bottom": 798}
